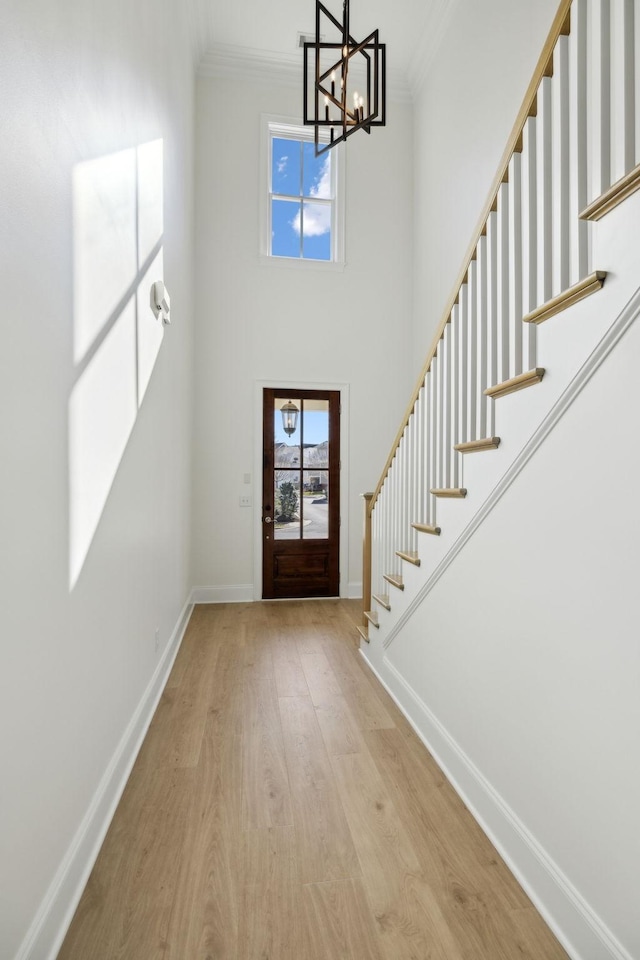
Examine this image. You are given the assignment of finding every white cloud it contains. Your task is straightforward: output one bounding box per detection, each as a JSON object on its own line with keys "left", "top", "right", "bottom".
{"left": 310, "top": 156, "right": 331, "bottom": 199}
{"left": 277, "top": 155, "right": 288, "bottom": 175}
{"left": 291, "top": 203, "right": 331, "bottom": 237}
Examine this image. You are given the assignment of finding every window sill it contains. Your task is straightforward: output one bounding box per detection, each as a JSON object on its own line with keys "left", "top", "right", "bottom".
{"left": 258, "top": 254, "right": 346, "bottom": 273}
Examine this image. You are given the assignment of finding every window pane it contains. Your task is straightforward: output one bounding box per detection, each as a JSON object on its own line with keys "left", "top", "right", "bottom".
{"left": 275, "top": 472, "right": 301, "bottom": 540}
{"left": 302, "top": 202, "right": 331, "bottom": 260}
{"left": 271, "top": 198, "right": 301, "bottom": 258}
{"left": 303, "top": 471, "right": 328, "bottom": 539}
{"left": 272, "top": 138, "right": 300, "bottom": 197}
{"left": 303, "top": 142, "right": 332, "bottom": 199}
{"left": 303, "top": 403, "right": 329, "bottom": 467}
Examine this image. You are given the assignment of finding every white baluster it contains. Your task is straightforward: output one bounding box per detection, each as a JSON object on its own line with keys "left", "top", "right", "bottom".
{"left": 486, "top": 211, "right": 498, "bottom": 435}
{"left": 508, "top": 152, "right": 524, "bottom": 376}
{"left": 433, "top": 350, "right": 443, "bottom": 491}
{"left": 415, "top": 385, "right": 425, "bottom": 523}
{"left": 458, "top": 275, "right": 468, "bottom": 448}
{"left": 428, "top": 362, "right": 437, "bottom": 523}
{"left": 442, "top": 332, "right": 452, "bottom": 489}
{"left": 536, "top": 75, "right": 553, "bottom": 307}
{"left": 552, "top": 35, "right": 571, "bottom": 295}
{"left": 636, "top": 0, "right": 640, "bottom": 165}
{"left": 611, "top": 0, "right": 635, "bottom": 181}
{"left": 496, "top": 181, "right": 510, "bottom": 385}
{"left": 475, "top": 243, "right": 489, "bottom": 439}
{"left": 569, "top": 0, "right": 589, "bottom": 283}
{"left": 588, "top": 0, "right": 612, "bottom": 201}
{"left": 521, "top": 116, "right": 538, "bottom": 369}
{"left": 466, "top": 270, "right": 478, "bottom": 442}
{"left": 449, "top": 306, "right": 460, "bottom": 487}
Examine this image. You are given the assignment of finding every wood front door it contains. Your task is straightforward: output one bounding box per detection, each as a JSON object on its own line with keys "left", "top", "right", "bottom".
{"left": 262, "top": 389, "right": 340, "bottom": 599}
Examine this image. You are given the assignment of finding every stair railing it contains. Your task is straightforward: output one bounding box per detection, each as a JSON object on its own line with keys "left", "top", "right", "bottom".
{"left": 361, "top": 0, "right": 640, "bottom": 637}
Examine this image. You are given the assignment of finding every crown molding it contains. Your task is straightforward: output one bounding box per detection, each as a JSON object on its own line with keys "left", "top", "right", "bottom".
{"left": 197, "top": 42, "right": 413, "bottom": 103}
{"left": 406, "top": 0, "right": 460, "bottom": 97}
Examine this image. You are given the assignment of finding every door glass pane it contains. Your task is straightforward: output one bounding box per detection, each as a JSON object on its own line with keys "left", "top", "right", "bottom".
{"left": 274, "top": 472, "right": 300, "bottom": 540}
{"left": 303, "top": 470, "right": 328, "bottom": 539}
{"left": 274, "top": 399, "right": 301, "bottom": 468}
{"left": 303, "top": 401, "right": 329, "bottom": 467}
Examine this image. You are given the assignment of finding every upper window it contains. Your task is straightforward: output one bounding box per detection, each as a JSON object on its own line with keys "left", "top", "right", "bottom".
{"left": 262, "top": 119, "right": 345, "bottom": 266}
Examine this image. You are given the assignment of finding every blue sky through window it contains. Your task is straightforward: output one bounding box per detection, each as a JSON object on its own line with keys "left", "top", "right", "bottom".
{"left": 271, "top": 136, "right": 332, "bottom": 261}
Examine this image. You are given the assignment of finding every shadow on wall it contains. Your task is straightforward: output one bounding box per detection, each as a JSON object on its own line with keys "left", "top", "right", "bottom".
{"left": 68, "top": 139, "right": 165, "bottom": 591}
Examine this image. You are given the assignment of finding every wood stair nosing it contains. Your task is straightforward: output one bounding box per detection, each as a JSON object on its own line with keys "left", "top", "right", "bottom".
{"left": 364, "top": 610, "right": 379, "bottom": 628}
{"left": 411, "top": 521, "right": 441, "bottom": 536}
{"left": 396, "top": 550, "right": 421, "bottom": 567}
{"left": 522, "top": 271, "right": 606, "bottom": 324}
{"left": 383, "top": 573, "right": 405, "bottom": 591}
{"left": 372, "top": 593, "right": 391, "bottom": 611}
{"left": 357, "top": 624, "right": 370, "bottom": 643}
{"left": 430, "top": 487, "right": 467, "bottom": 499}
{"left": 485, "top": 368, "right": 545, "bottom": 399}
{"left": 454, "top": 437, "right": 501, "bottom": 454}
{"left": 580, "top": 162, "right": 640, "bottom": 221}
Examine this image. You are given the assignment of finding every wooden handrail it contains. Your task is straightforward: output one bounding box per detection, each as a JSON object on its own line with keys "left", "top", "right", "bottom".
{"left": 370, "top": 0, "right": 572, "bottom": 509}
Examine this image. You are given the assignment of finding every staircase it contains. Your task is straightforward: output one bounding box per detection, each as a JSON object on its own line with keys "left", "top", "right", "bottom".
{"left": 357, "top": 2, "right": 640, "bottom": 957}
{"left": 359, "top": 0, "right": 640, "bottom": 646}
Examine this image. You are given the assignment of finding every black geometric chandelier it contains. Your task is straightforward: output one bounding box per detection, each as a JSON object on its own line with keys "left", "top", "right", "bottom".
{"left": 303, "top": 0, "right": 386, "bottom": 156}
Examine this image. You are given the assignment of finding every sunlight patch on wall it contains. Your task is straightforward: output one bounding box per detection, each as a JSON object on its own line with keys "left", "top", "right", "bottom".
{"left": 69, "top": 140, "right": 165, "bottom": 590}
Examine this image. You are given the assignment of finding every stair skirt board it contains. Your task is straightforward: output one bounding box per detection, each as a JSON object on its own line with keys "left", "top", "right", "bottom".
{"left": 360, "top": 652, "right": 631, "bottom": 960}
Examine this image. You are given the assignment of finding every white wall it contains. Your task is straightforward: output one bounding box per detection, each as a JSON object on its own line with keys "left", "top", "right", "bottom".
{"left": 191, "top": 72, "right": 414, "bottom": 597}
{"left": 411, "top": 0, "right": 560, "bottom": 366}
{"left": 380, "top": 296, "right": 640, "bottom": 959}
{"left": 0, "top": 3, "right": 198, "bottom": 957}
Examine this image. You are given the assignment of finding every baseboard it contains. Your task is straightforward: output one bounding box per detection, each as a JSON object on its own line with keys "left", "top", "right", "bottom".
{"left": 361, "top": 651, "right": 633, "bottom": 960}
{"left": 190, "top": 584, "right": 254, "bottom": 604}
{"left": 346, "top": 581, "right": 362, "bottom": 599}
{"left": 16, "top": 598, "right": 194, "bottom": 960}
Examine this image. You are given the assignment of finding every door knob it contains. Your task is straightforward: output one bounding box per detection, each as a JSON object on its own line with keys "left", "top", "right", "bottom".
{"left": 264, "top": 516, "right": 273, "bottom": 523}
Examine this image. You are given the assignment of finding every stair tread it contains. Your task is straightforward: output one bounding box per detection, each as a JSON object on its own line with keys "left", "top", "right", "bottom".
{"left": 372, "top": 593, "right": 391, "bottom": 611}
{"left": 396, "top": 550, "right": 421, "bottom": 566}
{"left": 431, "top": 487, "right": 467, "bottom": 498}
{"left": 364, "top": 610, "right": 379, "bottom": 628}
{"left": 485, "top": 368, "right": 545, "bottom": 399}
{"left": 357, "top": 624, "right": 370, "bottom": 643}
{"left": 412, "top": 522, "right": 441, "bottom": 535}
{"left": 383, "top": 573, "right": 405, "bottom": 591}
{"left": 454, "top": 437, "right": 500, "bottom": 453}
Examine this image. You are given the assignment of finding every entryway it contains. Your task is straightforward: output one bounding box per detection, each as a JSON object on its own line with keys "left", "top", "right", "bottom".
{"left": 262, "top": 388, "right": 340, "bottom": 598}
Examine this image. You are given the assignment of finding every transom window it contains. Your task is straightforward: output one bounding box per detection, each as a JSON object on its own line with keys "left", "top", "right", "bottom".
{"left": 262, "top": 119, "right": 345, "bottom": 266}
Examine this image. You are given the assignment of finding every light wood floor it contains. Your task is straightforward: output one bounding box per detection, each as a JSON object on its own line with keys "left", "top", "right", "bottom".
{"left": 58, "top": 600, "right": 569, "bottom": 960}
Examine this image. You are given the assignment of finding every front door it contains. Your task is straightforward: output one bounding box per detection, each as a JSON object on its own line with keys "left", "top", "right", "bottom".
{"left": 262, "top": 388, "right": 340, "bottom": 599}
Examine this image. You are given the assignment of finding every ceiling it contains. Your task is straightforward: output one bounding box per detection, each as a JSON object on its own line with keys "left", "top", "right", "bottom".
{"left": 194, "top": 0, "right": 457, "bottom": 100}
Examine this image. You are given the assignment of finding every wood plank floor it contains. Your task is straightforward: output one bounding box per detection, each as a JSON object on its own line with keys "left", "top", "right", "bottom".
{"left": 58, "top": 599, "right": 569, "bottom": 960}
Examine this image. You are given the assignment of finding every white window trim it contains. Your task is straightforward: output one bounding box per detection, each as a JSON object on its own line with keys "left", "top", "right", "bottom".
{"left": 259, "top": 114, "right": 346, "bottom": 269}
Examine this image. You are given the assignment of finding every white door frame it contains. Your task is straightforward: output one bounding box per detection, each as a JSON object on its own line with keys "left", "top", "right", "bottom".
{"left": 253, "top": 379, "right": 350, "bottom": 601}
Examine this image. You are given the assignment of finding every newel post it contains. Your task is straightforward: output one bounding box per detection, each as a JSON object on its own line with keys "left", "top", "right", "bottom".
{"left": 361, "top": 492, "right": 374, "bottom": 627}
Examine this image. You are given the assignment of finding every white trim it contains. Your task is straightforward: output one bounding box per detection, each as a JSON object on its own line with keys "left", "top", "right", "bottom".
{"left": 360, "top": 651, "right": 634, "bottom": 960}
{"left": 259, "top": 114, "right": 346, "bottom": 265}
{"left": 16, "top": 598, "right": 194, "bottom": 960}
{"left": 197, "top": 42, "right": 413, "bottom": 103}
{"left": 253, "top": 380, "right": 350, "bottom": 601}
{"left": 382, "top": 282, "right": 640, "bottom": 651}
{"left": 190, "top": 584, "right": 254, "bottom": 604}
{"left": 347, "top": 581, "right": 363, "bottom": 599}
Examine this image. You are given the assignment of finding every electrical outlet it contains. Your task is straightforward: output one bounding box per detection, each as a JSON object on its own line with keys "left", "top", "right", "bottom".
{"left": 155, "top": 627, "right": 160, "bottom": 652}
{"left": 239, "top": 495, "right": 251, "bottom": 507}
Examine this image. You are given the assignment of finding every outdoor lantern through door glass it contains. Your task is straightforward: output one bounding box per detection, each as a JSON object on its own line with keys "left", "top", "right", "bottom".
{"left": 280, "top": 400, "right": 299, "bottom": 437}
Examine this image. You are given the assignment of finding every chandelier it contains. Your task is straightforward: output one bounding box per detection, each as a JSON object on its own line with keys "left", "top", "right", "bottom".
{"left": 303, "top": 0, "right": 386, "bottom": 156}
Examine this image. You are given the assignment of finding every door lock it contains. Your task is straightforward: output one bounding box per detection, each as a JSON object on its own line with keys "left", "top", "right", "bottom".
{"left": 264, "top": 516, "right": 273, "bottom": 523}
